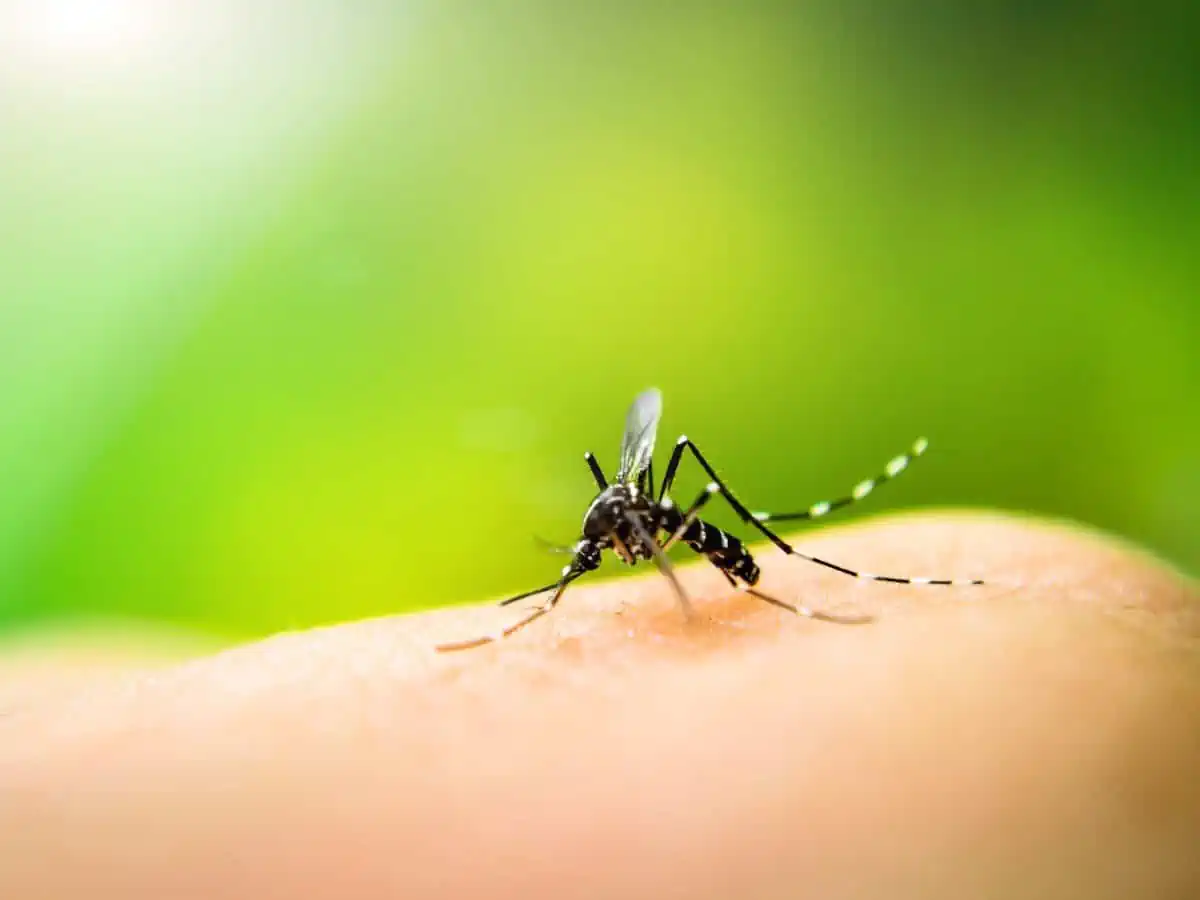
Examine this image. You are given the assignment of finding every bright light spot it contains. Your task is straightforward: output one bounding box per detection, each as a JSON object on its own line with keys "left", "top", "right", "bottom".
{"left": 4, "top": 0, "right": 162, "bottom": 69}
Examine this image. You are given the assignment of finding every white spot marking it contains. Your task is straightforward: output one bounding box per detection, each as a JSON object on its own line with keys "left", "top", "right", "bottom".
{"left": 885, "top": 455, "right": 909, "bottom": 478}
{"left": 752, "top": 511, "right": 768, "bottom": 521}
{"left": 913, "top": 437, "right": 929, "bottom": 456}
{"left": 719, "top": 529, "right": 728, "bottom": 549}
{"left": 852, "top": 479, "right": 875, "bottom": 500}
{"left": 561, "top": 565, "right": 573, "bottom": 576}
{"left": 910, "top": 576, "right": 932, "bottom": 585}
{"left": 661, "top": 496, "right": 675, "bottom": 509}
{"left": 809, "top": 500, "right": 831, "bottom": 518}
{"left": 677, "top": 435, "right": 689, "bottom": 446}
{"left": 857, "top": 571, "right": 876, "bottom": 580}
{"left": 706, "top": 481, "right": 720, "bottom": 494}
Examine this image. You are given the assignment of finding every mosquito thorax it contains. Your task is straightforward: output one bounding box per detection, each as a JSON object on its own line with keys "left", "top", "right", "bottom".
{"left": 581, "top": 484, "right": 636, "bottom": 541}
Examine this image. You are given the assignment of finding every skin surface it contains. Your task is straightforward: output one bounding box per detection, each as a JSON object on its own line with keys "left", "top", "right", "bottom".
{"left": 0, "top": 510, "right": 1197, "bottom": 899}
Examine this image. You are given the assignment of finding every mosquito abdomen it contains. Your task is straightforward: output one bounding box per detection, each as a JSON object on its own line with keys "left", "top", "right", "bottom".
{"left": 668, "top": 513, "right": 761, "bottom": 585}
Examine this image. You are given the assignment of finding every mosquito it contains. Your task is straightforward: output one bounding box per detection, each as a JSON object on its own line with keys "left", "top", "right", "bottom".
{"left": 435, "top": 388, "right": 982, "bottom": 652}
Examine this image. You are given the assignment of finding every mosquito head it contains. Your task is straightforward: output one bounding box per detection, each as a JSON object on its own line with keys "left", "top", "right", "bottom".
{"left": 573, "top": 539, "right": 602, "bottom": 572}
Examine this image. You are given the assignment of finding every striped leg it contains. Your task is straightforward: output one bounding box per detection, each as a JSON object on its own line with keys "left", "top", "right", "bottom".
{"left": 752, "top": 437, "right": 929, "bottom": 523}
{"left": 663, "top": 486, "right": 877, "bottom": 624}
{"left": 664, "top": 437, "right": 983, "bottom": 588}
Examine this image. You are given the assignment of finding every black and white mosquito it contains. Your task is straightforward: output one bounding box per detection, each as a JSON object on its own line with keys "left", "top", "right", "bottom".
{"left": 436, "top": 388, "right": 982, "bottom": 652}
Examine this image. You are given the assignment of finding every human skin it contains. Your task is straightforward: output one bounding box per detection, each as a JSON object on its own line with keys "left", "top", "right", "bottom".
{"left": 0, "top": 511, "right": 1197, "bottom": 899}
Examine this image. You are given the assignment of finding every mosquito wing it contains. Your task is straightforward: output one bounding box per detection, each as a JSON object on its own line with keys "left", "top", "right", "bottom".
{"left": 615, "top": 387, "right": 663, "bottom": 485}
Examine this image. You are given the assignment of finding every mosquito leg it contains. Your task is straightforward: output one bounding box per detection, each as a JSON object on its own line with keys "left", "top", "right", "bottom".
{"left": 674, "top": 438, "right": 984, "bottom": 587}
{"left": 658, "top": 436, "right": 688, "bottom": 501}
{"left": 434, "top": 598, "right": 554, "bottom": 653}
{"left": 584, "top": 452, "right": 607, "bottom": 490}
{"left": 498, "top": 578, "right": 567, "bottom": 607}
{"left": 660, "top": 482, "right": 721, "bottom": 551}
{"left": 433, "top": 603, "right": 549, "bottom": 652}
{"left": 751, "top": 437, "right": 929, "bottom": 524}
{"left": 667, "top": 437, "right": 792, "bottom": 550}
{"left": 743, "top": 586, "right": 874, "bottom": 625}
{"left": 685, "top": 545, "right": 870, "bottom": 625}
{"left": 435, "top": 574, "right": 580, "bottom": 652}
{"left": 625, "top": 512, "right": 695, "bottom": 621}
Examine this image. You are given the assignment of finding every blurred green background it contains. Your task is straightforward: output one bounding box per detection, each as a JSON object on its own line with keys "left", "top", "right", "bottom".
{"left": 0, "top": 2, "right": 1196, "bottom": 641}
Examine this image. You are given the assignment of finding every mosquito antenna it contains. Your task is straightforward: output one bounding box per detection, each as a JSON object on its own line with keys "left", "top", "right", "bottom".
{"left": 532, "top": 535, "right": 575, "bottom": 555}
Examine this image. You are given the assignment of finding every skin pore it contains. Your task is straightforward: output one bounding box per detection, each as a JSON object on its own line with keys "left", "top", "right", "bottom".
{"left": 0, "top": 511, "right": 1197, "bottom": 899}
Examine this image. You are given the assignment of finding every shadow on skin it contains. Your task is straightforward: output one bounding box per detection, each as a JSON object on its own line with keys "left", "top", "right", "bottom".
{"left": 0, "top": 511, "right": 1197, "bottom": 899}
